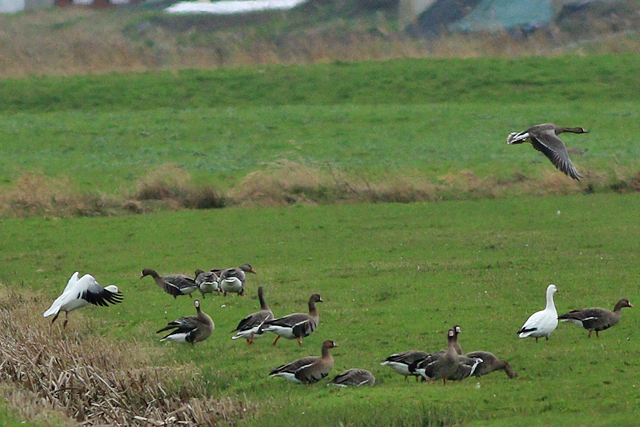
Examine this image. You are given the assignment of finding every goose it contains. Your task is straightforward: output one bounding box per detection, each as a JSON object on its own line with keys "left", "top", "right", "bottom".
{"left": 219, "top": 263, "right": 256, "bottom": 296}
{"left": 330, "top": 368, "right": 376, "bottom": 387}
{"left": 412, "top": 328, "right": 482, "bottom": 384}
{"left": 43, "top": 272, "right": 123, "bottom": 328}
{"left": 507, "top": 123, "right": 588, "bottom": 180}
{"left": 140, "top": 268, "right": 198, "bottom": 298}
{"left": 383, "top": 325, "right": 463, "bottom": 382}
{"left": 194, "top": 269, "right": 220, "bottom": 298}
{"left": 558, "top": 298, "right": 633, "bottom": 337}
{"left": 156, "top": 299, "right": 214, "bottom": 344}
{"left": 517, "top": 284, "right": 558, "bottom": 342}
{"left": 269, "top": 340, "right": 338, "bottom": 384}
{"left": 262, "top": 293, "right": 323, "bottom": 346}
{"left": 454, "top": 351, "right": 517, "bottom": 379}
{"left": 231, "top": 286, "right": 274, "bottom": 344}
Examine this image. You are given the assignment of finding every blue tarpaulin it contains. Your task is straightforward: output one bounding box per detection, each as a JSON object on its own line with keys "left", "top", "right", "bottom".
{"left": 449, "top": 0, "right": 554, "bottom": 31}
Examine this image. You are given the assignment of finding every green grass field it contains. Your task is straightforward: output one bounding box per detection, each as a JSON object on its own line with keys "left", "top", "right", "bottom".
{"left": 2, "top": 193, "right": 640, "bottom": 426}
{"left": 1, "top": 53, "right": 640, "bottom": 426}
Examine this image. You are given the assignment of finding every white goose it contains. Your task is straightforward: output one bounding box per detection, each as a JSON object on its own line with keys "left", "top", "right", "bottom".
{"left": 517, "top": 284, "right": 559, "bottom": 342}
{"left": 43, "top": 272, "right": 123, "bottom": 328}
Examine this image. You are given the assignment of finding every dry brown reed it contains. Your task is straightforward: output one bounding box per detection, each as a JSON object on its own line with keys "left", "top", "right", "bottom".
{"left": 1, "top": 162, "right": 639, "bottom": 218}
{"left": 0, "top": 172, "right": 115, "bottom": 218}
{"left": 0, "top": 287, "right": 250, "bottom": 426}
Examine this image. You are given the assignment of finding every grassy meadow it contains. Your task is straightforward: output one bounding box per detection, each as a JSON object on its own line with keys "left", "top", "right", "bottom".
{"left": 1, "top": 31, "right": 640, "bottom": 425}
{"left": 2, "top": 193, "right": 640, "bottom": 426}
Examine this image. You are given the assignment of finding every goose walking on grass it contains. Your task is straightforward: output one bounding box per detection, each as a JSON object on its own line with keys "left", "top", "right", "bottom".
{"left": 383, "top": 325, "right": 463, "bottom": 382}
{"left": 194, "top": 269, "right": 220, "bottom": 298}
{"left": 330, "top": 368, "right": 376, "bottom": 387}
{"left": 412, "top": 328, "right": 482, "bottom": 385}
{"left": 517, "top": 284, "right": 558, "bottom": 342}
{"left": 140, "top": 268, "right": 198, "bottom": 298}
{"left": 269, "top": 340, "right": 338, "bottom": 384}
{"left": 558, "top": 298, "right": 633, "bottom": 338}
{"left": 156, "top": 299, "right": 214, "bottom": 344}
{"left": 262, "top": 293, "right": 323, "bottom": 346}
{"left": 231, "top": 286, "right": 274, "bottom": 344}
{"left": 219, "top": 263, "right": 256, "bottom": 296}
{"left": 507, "top": 123, "right": 588, "bottom": 180}
{"left": 43, "top": 272, "right": 123, "bottom": 329}
{"left": 457, "top": 351, "right": 517, "bottom": 379}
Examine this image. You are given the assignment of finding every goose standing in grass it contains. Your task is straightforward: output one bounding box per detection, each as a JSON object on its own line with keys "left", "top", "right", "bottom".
{"left": 140, "top": 268, "right": 198, "bottom": 298}
{"left": 454, "top": 351, "right": 517, "bottom": 379}
{"left": 43, "top": 272, "right": 123, "bottom": 329}
{"left": 507, "top": 123, "right": 588, "bottom": 180}
{"left": 517, "top": 284, "right": 559, "bottom": 342}
{"left": 194, "top": 269, "right": 220, "bottom": 298}
{"left": 219, "top": 263, "right": 256, "bottom": 296}
{"left": 412, "top": 328, "right": 482, "bottom": 384}
{"left": 269, "top": 340, "right": 338, "bottom": 384}
{"left": 262, "top": 293, "right": 323, "bottom": 346}
{"left": 381, "top": 350, "right": 430, "bottom": 381}
{"left": 558, "top": 298, "right": 633, "bottom": 337}
{"left": 383, "top": 325, "right": 463, "bottom": 382}
{"left": 231, "top": 286, "right": 274, "bottom": 344}
{"left": 330, "top": 368, "right": 375, "bottom": 387}
{"left": 156, "top": 299, "right": 214, "bottom": 344}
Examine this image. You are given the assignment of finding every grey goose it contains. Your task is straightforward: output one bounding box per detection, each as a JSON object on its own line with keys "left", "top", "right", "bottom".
{"left": 558, "top": 298, "right": 632, "bottom": 337}
{"left": 43, "top": 272, "right": 123, "bottom": 329}
{"left": 383, "top": 325, "right": 463, "bottom": 382}
{"left": 330, "top": 368, "right": 375, "bottom": 387}
{"left": 507, "top": 123, "right": 588, "bottom": 180}
{"left": 231, "top": 286, "right": 274, "bottom": 344}
{"left": 219, "top": 263, "right": 257, "bottom": 296}
{"left": 140, "top": 268, "right": 198, "bottom": 298}
{"left": 269, "top": 339, "right": 338, "bottom": 384}
{"left": 412, "top": 328, "right": 482, "bottom": 385}
{"left": 194, "top": 269, "right": 220, "bottom": 298}
{"left": 156, "top": 299, "right": 214, "bottom": 344}
{"left": 451, "top": 351, "right": 517, "bottom": 380}
{"left": 262, "top": 293, "right": 323, "bottom": 346}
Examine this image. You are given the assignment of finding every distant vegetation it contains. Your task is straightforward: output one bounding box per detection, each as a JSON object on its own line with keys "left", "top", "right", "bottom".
{"left": 0, "top": 0, "right": 639, "bottom": 77}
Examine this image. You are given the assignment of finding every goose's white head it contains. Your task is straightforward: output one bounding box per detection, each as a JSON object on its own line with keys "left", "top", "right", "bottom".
{"left": 105, "top": 285, "right": 121, "bottom": 293}
{"left": 546, "top": 284, "right": 558, "bottom": 295}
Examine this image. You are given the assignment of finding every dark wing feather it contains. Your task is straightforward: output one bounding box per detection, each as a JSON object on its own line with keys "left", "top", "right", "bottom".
{"left": 269, "top": 357, "right": 318, "bottom": 376}
{"left": 291, "top": 318, "right": 317, "bottom": 338}
{"left": 232, "top": 310, "right": 274, "bottom": 332}
{"left": 79, "top": 288, "right": 123, "bottom": 307}
{"left": 529, "top": 134, "right": 581, "bottom": 180}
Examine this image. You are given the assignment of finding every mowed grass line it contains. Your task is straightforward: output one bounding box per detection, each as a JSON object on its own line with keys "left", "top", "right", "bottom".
{"left": 2, "top": 55, "right": 640, "bottom": 113}
{"left": 1, "top": 193, "right": 639, "bottom": 425}
{"left": 1, "top": 101, "right": 639, "bottom": 195}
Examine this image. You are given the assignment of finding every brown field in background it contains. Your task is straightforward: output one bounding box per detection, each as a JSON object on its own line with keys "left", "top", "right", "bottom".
{"left": 0, "top": 2, "right": 639, "bottom": 78}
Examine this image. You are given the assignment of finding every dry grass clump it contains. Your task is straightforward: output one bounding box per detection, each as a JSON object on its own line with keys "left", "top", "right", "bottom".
{"left": 132, "top": 165, "right": 226, "bottom": 209}
{"left": 0, "top": 172, "right": 115, "bottom": 218}
{"left": 0, "top": 287, "right": 250, "bottom": 426}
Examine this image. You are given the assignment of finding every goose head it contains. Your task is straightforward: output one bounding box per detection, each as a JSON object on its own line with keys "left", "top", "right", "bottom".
{"left": 140, "top": 268, "right": 158, "bottom": 279}
{"left": 240, "top": 264, "right": 257, "bottom": 274}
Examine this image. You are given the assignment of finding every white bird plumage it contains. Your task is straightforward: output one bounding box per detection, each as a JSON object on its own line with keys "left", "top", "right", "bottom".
{"left": 517, "top": 284, "right": 559, "bottom": 342}
{"left": 43, "top": 272, "right": 123, "bottom": 328}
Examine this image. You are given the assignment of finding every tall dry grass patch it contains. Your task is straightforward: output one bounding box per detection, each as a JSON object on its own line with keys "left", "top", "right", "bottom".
{"left": 0, "top": 286, "right": 251, "bottom": 426}
{"left": 132, "top": 164, "right": 226, "bottom": 209}
{"left": 0, "top": 172, "right": 114, "bottom": 218}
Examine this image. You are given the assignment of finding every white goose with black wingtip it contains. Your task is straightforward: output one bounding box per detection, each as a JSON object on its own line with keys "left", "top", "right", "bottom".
{"left": 517, "top": 284, "right": 559, "bottom": 342}
{"left": 43, "top": 272, "right": 123, "bottom": 328}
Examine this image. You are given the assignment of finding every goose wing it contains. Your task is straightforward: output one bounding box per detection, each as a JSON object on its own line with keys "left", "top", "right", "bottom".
{"left": 76, "top": 275, "right": 123, "bottom": 307}
{"left": 233, "top": 309, "right": 274, "bottom": 332}
{"left": 529, "top": 130, "right": 581, "bottom": 180}
{"left": 269, "top": 357, "right": 318, "bottom": 376}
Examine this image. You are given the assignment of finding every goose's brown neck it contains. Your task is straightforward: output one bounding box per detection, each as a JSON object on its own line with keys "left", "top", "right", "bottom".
{"left": 258, "top": 288, "right": 268, "bottom": 310}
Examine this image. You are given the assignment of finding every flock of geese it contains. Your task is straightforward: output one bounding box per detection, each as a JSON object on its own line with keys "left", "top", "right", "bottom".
{"left": 42, "top": 274, "right": 632, "bottom": 387}
{"left": 42, "top": 123, "right": 628, "bottom": 387}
